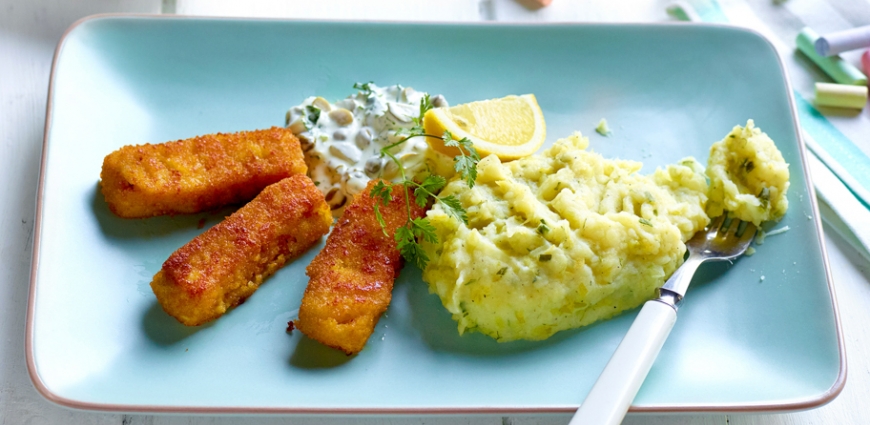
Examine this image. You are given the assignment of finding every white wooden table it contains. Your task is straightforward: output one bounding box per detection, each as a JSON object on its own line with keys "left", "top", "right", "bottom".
{"left": 3, "top": 1, "right": 870, "bottom": 424}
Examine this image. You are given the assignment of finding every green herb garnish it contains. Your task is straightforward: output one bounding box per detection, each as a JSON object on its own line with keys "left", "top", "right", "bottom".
{"left": 758, "top": 187, "right": 770, "bottom": 209}
{"left": 639, "top": 218, "right": 653, "bottom": 227}
{"left": 415, "top": 174, "right": 447, "bottom": 208}
{"left": 537, "top": 219, "right": 550, "bottom": 235}
{"left": 369, "top": 89, "right": 479, "bottom": 270}
{"left": 409, "top": 94, "right": 433, "bottom": 135}
{"left": 304, "top": 105, "right": 321, "bottom": 128}
{"left": 370, "top": 180, "right": 393, "bottom": 236}
{"left": 443, "top": 130, "right": 481, "bottom": 188}
{"left": 394, "top": 218, "right": 438, "bottom": 269}
{"left": 353, "top": 81, "right": 374, "bottom": 95}
{"left": 595, "top": 118, "right": 612, "bottom": 136}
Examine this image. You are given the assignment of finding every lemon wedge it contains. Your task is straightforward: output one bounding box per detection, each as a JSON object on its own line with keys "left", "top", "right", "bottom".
{"left": 423, "top": 94, "right": 546, "bottom": 161}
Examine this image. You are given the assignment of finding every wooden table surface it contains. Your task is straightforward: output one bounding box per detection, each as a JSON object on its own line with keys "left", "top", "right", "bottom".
{"left": 3, "top": 0, "right": 870, "bottom": 423}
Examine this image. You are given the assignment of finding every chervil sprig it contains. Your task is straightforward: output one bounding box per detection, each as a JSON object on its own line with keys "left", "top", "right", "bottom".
{"left": 369, "top": 91, "right": 478, "bottom": 270}
{"left": 370, "top": 180, "right": 393, "bottom": 236}
{"left": 410, "top": 94, "right": 433, "bottom": 134}
{"left": 414, "top": 174, "right": 447, "bottom": 208}
{"left": 394, "top": 218, "right": 439, "bottom": 270}
{"left": 443, "top": 130, "right": 480, "bottom": 188}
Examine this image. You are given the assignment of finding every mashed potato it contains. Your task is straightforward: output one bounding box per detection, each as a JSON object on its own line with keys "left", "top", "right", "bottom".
{"left": 421, "top": 122, "right": 789, "bottom": 342}
{"left": 707, "top": 120, "right": 790, "bottom": 225}
{"left": 421, "top": 133, "right": 710, "bottom": 342}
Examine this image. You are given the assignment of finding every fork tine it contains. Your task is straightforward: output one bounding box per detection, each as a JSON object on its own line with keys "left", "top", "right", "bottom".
{"left": 719, "top": 217, "right": 757, "bottom": 238}
{"left": 721, "top": 217, "right": 738, "bottom": 234}
{"left": 707, "top": 215, "right": 726, "bottom": 231}
{"left": 736, "top": 220, "right": 748, "bottom": 234}
{"left": 738, "top": 222, "right": 757, "bottom": 241}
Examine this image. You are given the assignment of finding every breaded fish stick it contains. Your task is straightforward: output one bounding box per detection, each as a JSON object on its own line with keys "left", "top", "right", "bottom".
{"left": 100, "top": 127, "right": 307, "bottom": 218}
{"left": 151, "top": 175, "right": 332, "bottom": 326}
{"left": 295, "top": 180, "right": 426, "bottom": 355}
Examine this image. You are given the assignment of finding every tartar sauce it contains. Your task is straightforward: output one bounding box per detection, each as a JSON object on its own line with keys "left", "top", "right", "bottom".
{"left": 285, "top": 83, "right": 447, "bottom": 215}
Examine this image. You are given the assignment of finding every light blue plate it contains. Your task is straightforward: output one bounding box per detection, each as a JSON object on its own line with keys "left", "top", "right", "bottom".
{"left": 28, "top": 16, "right": 843, "bottom": 413}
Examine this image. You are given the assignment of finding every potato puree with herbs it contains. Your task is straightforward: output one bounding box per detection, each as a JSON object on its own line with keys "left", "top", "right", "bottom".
{"left": 706, "top": 120, "right": 789, "bottom": 225}
{"left": 421, "top": 121, "right": 788, "bottom": 342}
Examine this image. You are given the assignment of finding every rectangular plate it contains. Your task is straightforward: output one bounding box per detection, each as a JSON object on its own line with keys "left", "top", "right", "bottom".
{"left": 28, "top": 16, "right": 843, "bottom": 414}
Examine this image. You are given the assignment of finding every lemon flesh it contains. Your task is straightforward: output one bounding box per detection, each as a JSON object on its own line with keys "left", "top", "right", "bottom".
{"left": 423, "top": 94, "right": 546, "bottom": 161}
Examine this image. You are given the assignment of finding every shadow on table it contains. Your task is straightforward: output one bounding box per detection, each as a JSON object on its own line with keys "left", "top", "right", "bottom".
{"left": 89, "top": 183, "right": 236, "bottom": 240}
{"left": 289, "top": 336, "right": 354, "bottom": 369}
{"left": 814, "top": 105, "right": 862, "bottom": 118}
{"left": 141, "top": 301, "right": 212, "bottom": 346}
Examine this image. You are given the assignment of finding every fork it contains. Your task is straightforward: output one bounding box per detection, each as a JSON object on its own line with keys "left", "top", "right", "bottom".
{"left": 569, "top": 215, "right": 756, "bottom": 425}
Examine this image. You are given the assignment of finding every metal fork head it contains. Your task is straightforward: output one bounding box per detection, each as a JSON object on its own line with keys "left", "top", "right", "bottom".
{"left": 658, "top": 214, "right": 757, "bottom": 307}
{"left": 686, "top": 214, "right": 757, "bottom": 262}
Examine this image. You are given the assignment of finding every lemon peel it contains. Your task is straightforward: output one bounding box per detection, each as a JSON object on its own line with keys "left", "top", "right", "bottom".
{"left": 423, "top": 94, "right": 546, "bottom": 161}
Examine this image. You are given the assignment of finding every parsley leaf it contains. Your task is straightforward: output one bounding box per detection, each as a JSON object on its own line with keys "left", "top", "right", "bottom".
{"left": 438, "top": 194, "right": 468, "bottom": 225}
{"left": 370, "top": 181, "right": 393, "bottom": 236}
{"left": 454, "top": 156, "right": 478, "bottom": 187}
{"left": 758, "top": 187, "right": 770, "bottom": 209}
{"left": 370, "top": 180, "right": 393, "bottom": 205}
{"left": 537, "top": 219, "right": 550, "bottom": 235}
{"left": 304, "top": 105, "right": 321, "bottom": 128}
{"left": 408, "top": 94, "right": 434, "bottom": 135}
{"left": 373, "top": 205, "right": 387, "bottom": 236}
{"left": 414, "top": 174, "right": 446, "bottom": 207}
{"left": 411, "top": 217, "right": 438, "bottom": 244}
{"left": 443, "top": 131, "right": 480, "bottom": 188}
{"left": 353, "top": 81, "right": 374, "bottom": 95}
{"left": 395, "top": 225, "right": 430, "bottom": 270}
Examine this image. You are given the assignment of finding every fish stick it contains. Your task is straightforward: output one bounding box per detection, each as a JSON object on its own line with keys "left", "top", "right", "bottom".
{"left": 151, "top": 175, "right": 332, "bottom": 326}
{"left": 100, "top": 127, "right": 307, "bottom": 218}
{"left": 295, "top": 180, "right": 427, "bottom": 355}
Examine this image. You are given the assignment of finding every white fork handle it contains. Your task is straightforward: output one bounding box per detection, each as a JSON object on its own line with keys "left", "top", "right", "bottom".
{"left": 569, "top": 300, "right": 677, "bottom": 425}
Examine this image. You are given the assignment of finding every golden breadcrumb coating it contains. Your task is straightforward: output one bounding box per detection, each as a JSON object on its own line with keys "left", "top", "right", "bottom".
{"left": 151, "top": 175, "right": 332, "bottom": 326}
{"left": 295, "top": 180, "right": 427, "bottom": 355}
{"left": 100, "top": 127, "right": 307, "bottom": 218}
